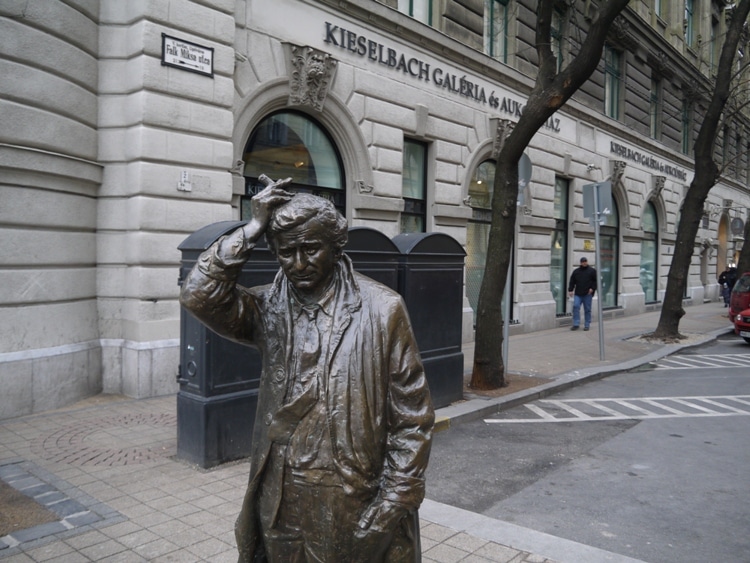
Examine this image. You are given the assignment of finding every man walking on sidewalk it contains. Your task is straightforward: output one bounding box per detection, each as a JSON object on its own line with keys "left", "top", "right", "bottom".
{"left": 568, "top": 257, "right": 597, "bottom": 331}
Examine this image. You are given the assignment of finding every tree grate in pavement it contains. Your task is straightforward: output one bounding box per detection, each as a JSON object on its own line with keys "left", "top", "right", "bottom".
{"left": 30, "top": 413, "right": 176, "bottom": 466}
{"left": 0, "top": 460, "right": 122, "bottom": 553}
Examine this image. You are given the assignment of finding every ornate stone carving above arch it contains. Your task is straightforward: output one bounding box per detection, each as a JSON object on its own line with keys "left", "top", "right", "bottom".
{"left": 490, "top": 118, "right": 515, "bottom": 159}
{"left": 609, "top": 159, "right": 629, "bottom": 228}
{"left": 283, "top": 44, "right": 338, "bottom": 112}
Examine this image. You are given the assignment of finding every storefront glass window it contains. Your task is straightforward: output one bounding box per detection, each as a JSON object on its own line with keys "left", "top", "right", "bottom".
{"left": 640, "top": 202, "right": 658, "bottom": 302}
{"left": 599, "top": 199, "right": 619, "bottom": 308}
{"left": 401, "top": 139, "right": 428, "bottom": 233}
{"left": 242, "top": 111, "right": 344, "bottom": 217}
{"left": 551, "top": 177, "right": 569, "bottom": 315}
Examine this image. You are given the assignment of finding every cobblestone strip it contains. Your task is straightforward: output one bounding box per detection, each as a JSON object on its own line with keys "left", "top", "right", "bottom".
{"left": 0, "top": 461, "right": 122, "bottom": 554}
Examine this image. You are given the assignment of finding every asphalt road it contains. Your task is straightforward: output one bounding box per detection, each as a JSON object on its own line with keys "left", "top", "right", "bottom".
{"left": 425, "top": 335, "right": 750, "bottom": 563}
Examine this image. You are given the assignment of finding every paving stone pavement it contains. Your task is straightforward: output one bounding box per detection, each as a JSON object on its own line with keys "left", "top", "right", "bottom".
{"left": 0, "top": 395, "right": 559, "bottom": 562}
{"left": 0, "top": 301, "right": 732, "bottom": 562}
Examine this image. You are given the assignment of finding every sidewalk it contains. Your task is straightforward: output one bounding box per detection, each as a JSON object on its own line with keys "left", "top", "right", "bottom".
{"left": 0, "top": 302, "right": 734, "bottom": 562}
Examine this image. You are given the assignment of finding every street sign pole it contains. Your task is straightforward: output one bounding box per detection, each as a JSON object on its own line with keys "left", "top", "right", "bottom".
{"left": 592, "top": 185, "right": 606, "bottom": 361}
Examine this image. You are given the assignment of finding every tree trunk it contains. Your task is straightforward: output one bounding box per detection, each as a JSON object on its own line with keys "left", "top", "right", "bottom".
{"left": 652, "top": 0, "right": 750, "bottom": 339}
{"left": 470, "top": 156, "right": 518, "bottom": 389}
{"left": 470, "top": 0, "right": 630, "bottom": 389}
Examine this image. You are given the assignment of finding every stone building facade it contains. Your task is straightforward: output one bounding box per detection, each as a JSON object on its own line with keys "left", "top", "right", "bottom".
{"left": 1, "top": 0, "right": 748, "bottom": 418}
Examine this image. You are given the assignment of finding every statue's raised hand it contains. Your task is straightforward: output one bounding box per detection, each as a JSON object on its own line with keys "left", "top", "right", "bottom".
{"left": 242, "top": 175, "right": 294, "bottom": 241}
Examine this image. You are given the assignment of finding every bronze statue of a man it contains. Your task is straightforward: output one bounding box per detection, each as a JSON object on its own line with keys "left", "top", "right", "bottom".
{"left": 179, "top": 176, "right": 434, "bottom": 562}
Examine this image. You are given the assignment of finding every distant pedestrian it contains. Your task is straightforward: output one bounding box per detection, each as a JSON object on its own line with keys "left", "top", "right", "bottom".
{"left": 568, "top": 257, "right": 597, "bottom": 331}
{"left": 719, "top": 267, "right": 731, "bottom": 306}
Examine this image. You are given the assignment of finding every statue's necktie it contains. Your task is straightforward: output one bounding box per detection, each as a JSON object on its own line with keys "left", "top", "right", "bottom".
{"left": 268, "top": 305, "right": 321, "bottom": 444}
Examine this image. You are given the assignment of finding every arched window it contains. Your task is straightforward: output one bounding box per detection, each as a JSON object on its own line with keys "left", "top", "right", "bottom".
{"left": 241, "top": 111, "right": 345, "bottom": 217}
{"left": 551, "top": 177, "right": 569, "bottom": 315}
{"left": 599, "top": 199, "right": 619, "bottom": 308}
{"left": 466, "top": 160, "right": 495, "bottom": 326}
{"left": 641, "top": 202, "right": 658, "bottom": 303}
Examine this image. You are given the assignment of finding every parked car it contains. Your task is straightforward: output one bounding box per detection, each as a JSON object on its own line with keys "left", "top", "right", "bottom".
{"left": 734, "top": 308, "right": 750, "bottom": 344}
{"left": 728, "top": 271, "right": 750, "bottom": 323}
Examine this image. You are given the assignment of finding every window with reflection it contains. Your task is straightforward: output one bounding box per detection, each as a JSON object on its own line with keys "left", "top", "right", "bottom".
{"left": 398, "top": 0, "right": 433, "bottom": 25}
{"left": 551, "top": 178, "right": 569, "bottom": 315}
{"left": 604, "top": 46, "right": 622, "bottom": 120}
{"left": 241, "top": 111, "right": 344, "bottom": 218}
{"left": 641, "top": 202, "right": 658, "bottom": 302}
{"left": 484, "top": 0, "right": 509, "bottom": 62}
{"left": 599, "top": 199, "right": 619, "bottom": 308}
{"left": 401, "top": 139, "right": 428, "bottom": 233}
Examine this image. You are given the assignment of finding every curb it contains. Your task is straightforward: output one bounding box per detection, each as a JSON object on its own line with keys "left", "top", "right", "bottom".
{"left": 435, "top": 325, "right": 734, "bottom": 430}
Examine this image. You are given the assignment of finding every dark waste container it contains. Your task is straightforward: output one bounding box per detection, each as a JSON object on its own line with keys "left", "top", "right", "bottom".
{"left": 177, "top": 221, "right": 278, "bottom": 469}
{"left": 392, "top": 233, "right": 466, "bottom": 408}
{"left": 344, "top": 227, "right": 400, "bottom": 291}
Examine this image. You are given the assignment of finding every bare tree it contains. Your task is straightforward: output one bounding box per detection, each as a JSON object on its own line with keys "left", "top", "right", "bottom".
{"left": 650, "top": 0, "right": 750, "bottom": 340}
{"left": 471, "top": 0, "right": 630, "bottom": 390}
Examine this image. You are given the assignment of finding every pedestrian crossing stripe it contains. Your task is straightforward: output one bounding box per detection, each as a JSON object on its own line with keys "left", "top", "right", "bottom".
{"left": 653, "top": 354, "right": 750, "bottom": 370}
{"left": 484, "top": 395, "right": 750, "bottom": 423}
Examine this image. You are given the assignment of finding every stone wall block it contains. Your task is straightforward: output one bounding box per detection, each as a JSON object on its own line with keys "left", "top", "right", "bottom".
{"left": 97, "top": 93, "right": 146, "bottom": 129}
{"left": 0, "top": 60, "right": 98, "bottom": 128}
{"left": 0, "top": 15, "right": 97, "bottom": 90}
{"left": 372, "top": 146, "right": 403, "bottom": 173}
{"left": 100, "top": 21, "right": 147, "bottom": 58}
{"left": 149, "top": 347, "right": 179, "bottom": 396}
{"left": 435, "top": 160, "right": 459, "bottom": 185}
{"left": 435, "top": 140, "right": 463, "bottom": 164}
{"left": 371, "top": 123, "right": 403, "bottom": 150}
{"left": 99, "top": 0, "right": 168, "bottom": 25}
{"left": 434, "top": 182, "right": 463, "bottom": 206}
{"left": 425, "top": 117, "right": 468, "bottom": 145}
{"left": 1, "top": 103, "right": 98, "bottom": 161}
{"left": 162, "top": 0, "right": 235, "bottom": 45}
{"left": 1, "top": 229, "right": 95, "bottom": 267}
{"left": 0, "top": 269, "right": 96, "bottom": 307}
{"left": 0, "top": 362, "right": 33, "bottom": 420}
{"left": 142, "top": 163, "right": 233, "bottom": 199}
{"left": 364, "top": 97, "right": 413, "bottom": 127}
{"left": 98, "top": 232, "right": 187, "bottom": 266}
{"left": 31, "top": 349, "right": 100, "bottom": 412}
{"left": 98, "top": 57, "right": 146, "bottom": 95}
{"left": 135, "top": 197, "right": 232, "bottom": 232}
{"left": 10, "top": 0, "right": 99, "bottom": 53}
{"left": 0, "top": 185, "right": 96, "bottom": 230}
{"left": 370, "top": 170, "right": 402, "bottom": 199}
{"left": 0, "top": 301, "right": 99, "bottom": 354}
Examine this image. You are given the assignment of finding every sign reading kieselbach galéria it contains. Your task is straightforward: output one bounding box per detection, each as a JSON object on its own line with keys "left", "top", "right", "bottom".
{"left": 161, "top": 34, "right": 214, "bottom": 77}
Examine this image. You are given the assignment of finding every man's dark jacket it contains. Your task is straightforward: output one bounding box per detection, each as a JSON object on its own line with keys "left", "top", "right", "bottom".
{"left": 568, "top": 266, "right": 598, "bottom": 296}
{"left": 179, "top": 233, "right": 434, "bottom": 562}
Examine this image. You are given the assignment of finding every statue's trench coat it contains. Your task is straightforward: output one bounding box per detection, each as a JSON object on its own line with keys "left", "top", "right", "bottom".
{"left": 179, "top": 237, "right": 434, "bottom": 562}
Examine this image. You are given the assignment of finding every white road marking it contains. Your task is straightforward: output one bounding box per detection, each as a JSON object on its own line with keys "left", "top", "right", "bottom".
{"left": 484, "top": 395, "right": 750, "bottom": 423}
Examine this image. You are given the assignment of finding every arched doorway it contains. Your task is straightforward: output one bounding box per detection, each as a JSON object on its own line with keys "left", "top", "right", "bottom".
{"left": 640, "top": 201, "right": 658, "bottom": 302}
{"left": 717, "top": 214, "right": 729, "bottom": 277}
{"left": 466, "top": 160, "right": 495, "bottom": 326}
{"left": 599, "top": 199, "right": 620, "bottom": 308}
{"left": 241, "top": 110, "right": 345, "bottom": 217}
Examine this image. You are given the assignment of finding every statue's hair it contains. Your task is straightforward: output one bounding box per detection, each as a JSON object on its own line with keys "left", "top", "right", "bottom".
{"left": 266, "top": 193, "right": 348, "bottom": 254}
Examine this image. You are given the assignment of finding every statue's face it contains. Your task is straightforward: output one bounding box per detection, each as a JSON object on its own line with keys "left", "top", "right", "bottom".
{"left": 275, "top": 218, "right": 339, "bottom": 299}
